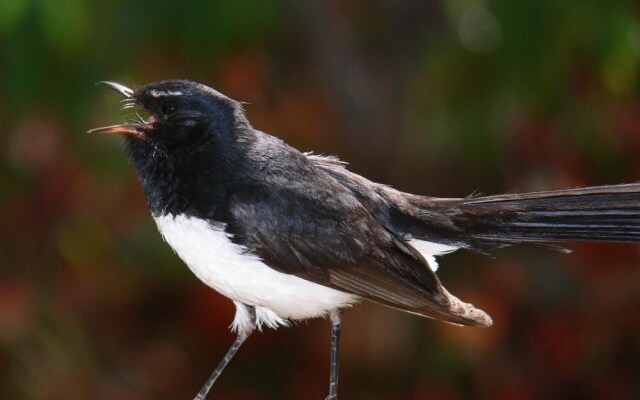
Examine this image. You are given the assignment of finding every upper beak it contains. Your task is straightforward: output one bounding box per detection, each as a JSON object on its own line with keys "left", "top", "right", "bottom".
{"left": 88, "top": 81, "right": 143, "bottom": 136}
{"left": 97, "top": 81, "right": 134, "bottom": 98}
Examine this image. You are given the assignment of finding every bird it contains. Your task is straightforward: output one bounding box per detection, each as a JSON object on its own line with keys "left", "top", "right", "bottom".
{"left": 90, "top": 80, "right": 640, "bottom": 400}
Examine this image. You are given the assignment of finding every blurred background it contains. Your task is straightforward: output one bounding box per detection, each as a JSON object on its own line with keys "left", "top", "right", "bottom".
{"left": 2, "top": 0, "right": 640, "bottom": 399}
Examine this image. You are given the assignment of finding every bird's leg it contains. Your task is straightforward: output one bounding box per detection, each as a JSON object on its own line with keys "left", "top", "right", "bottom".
{"left": 194, "top": 306, "right": 256, "bottom": 400}
{"left": 326, "top": 310, "right": 342, "bottom": 400}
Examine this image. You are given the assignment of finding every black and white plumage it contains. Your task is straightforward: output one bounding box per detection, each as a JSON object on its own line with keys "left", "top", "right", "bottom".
{"left": 90, "top": 80, "right": 640, "bottom": 399}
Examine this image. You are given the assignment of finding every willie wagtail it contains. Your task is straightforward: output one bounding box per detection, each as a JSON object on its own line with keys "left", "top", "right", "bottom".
{"left": 90, "top": 80, "right": 640, "bottom": 400}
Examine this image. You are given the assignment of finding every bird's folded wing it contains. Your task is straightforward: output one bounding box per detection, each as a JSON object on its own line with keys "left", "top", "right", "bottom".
{"left": 226, "top": 180, "right": 491, "bottom": 327}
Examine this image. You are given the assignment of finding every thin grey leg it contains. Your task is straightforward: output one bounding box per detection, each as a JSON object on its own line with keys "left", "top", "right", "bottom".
{"left": 194, "top": 306, "right": 255, "bottom": 400}
{"left": 326, "top": 311, "right": 342, "bottom": 400}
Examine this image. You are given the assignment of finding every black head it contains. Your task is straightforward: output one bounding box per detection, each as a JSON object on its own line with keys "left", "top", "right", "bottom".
{"left": 91, "top": 80, "right": 248, "bottom": 148}
{"left": 90, "top": 80, "right": 253, "bottom": 216}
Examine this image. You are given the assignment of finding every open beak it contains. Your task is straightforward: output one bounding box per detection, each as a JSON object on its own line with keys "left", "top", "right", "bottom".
{"left": 88, "top": 81, "right": 144, "bottom": 137}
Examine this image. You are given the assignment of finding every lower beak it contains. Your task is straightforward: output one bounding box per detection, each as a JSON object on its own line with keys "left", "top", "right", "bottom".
{"left": 87, "top": 124, "right": 142, "bottom": 136}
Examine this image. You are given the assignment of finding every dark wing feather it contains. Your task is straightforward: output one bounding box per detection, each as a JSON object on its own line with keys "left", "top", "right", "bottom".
{"left": 226, "top": 159, "right": 491, "bottom": 327}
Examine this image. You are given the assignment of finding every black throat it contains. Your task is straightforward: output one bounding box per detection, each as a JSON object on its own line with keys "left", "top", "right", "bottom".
{"left": 124, "top": 121, "right": 254, "bottom": 220}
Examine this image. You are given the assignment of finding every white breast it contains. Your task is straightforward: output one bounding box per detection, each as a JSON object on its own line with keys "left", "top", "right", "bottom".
{"left": 153, "top": 214, "right": 359, "bottom": 333}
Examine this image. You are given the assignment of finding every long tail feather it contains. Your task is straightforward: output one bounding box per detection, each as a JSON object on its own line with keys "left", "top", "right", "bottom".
{"left": 394, "top": 183, "right": 640, "bottom": 249}
{"left": 452, "top": 183, "right": 640, "bottom": 246}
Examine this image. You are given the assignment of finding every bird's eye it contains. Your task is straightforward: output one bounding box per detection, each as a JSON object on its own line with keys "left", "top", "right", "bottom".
{"left": 161, "top": 100, "right": 178, "bottom": 115}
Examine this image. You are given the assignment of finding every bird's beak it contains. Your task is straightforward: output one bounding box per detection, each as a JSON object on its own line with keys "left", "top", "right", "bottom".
{"left": 88, "top": 81, "right": 144, "bottom": 137}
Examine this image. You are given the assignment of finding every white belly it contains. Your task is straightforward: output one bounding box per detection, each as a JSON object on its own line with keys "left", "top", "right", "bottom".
{"left": 153, "top": 214, "right": 359, "bottom": 332}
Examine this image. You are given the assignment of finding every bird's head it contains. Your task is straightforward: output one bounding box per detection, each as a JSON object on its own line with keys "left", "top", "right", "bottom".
{"left": 90, "top": 80, "right": 253, "bottom": 215}
{"left": 89, "top": 80, "right": 247, "bottom": 149}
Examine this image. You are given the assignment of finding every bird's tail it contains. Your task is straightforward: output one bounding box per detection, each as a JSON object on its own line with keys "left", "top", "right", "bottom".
{"left": 458, "top": 183, "right": 640, "bottom": 245}
{"left": 408, "top": 183, "right": 640, "bottom": 249}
